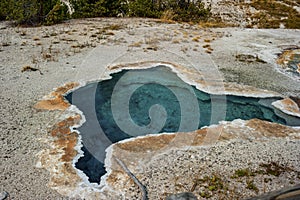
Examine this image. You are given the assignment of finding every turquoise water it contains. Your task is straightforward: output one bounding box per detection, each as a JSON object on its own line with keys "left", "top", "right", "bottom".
{"left": 65, "top": 66, "right": 298, "bottom": 183}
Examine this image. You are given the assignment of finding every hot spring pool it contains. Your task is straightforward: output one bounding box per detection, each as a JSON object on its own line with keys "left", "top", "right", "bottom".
{"left": 65, "top": 65, "right": 299, "bottom": 183}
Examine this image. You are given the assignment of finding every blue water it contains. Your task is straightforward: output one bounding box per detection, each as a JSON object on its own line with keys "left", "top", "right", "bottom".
{"left": 65, "top": 66, "right": 298, "bottom": 183}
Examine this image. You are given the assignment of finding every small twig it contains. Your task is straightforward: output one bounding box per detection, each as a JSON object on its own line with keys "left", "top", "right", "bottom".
{"left": 113, "top": 156, "right": 148, "bottom": 200}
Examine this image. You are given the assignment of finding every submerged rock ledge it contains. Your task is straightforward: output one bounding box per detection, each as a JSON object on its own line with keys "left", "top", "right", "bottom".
{"left": 35, "top": 62, "right": 300, "bottom": 199}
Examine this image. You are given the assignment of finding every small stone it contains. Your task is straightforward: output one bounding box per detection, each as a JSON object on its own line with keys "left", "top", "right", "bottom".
{"left": 52, "top": 38, "right": 60, "bottom": 44}
{"left": 0, "top": 191, "right": 9, "bottom": 200}
{"left": 166, "top": 192, "right": 197, "bottom": 200}
{"left": 71, "top": 42, "right": 79, "bottom": 48}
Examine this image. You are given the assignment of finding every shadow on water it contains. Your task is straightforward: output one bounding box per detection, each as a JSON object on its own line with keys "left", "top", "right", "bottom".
{"left": 65, "top": 66, "right": 298, "bottom": 183}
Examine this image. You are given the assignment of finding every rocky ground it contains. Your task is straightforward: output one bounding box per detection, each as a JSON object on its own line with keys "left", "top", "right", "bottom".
{"left": 0, "top": 17, "right": 299, "bottom": 199}
{"left": 203, "top": 0, "right": 300, "bottom": 29}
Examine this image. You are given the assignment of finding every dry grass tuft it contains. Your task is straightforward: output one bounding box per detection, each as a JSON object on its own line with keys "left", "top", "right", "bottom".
{"left": 160, "top": 10, "right": 177, "bottom": 23}
{"left": 21, "top": 65, "right": 39, "bottom": 72}
{"left": 192, "top": 36, "right": 201, "bottom": 42}
{"left": 129, "top": 41, "right": 142, "bottom": 48}
{"left": 33, "top": 36, "right": 40, "bottom": 41}
{"left": 203, "top": 44, "right": 211, "bottom": 48}
{"left": 198, "top": 21, "right": 235, "bottom": 28}
{"left": 172, "top": 39, "right": 181, "bottom": 44}
{"left": 104, "top": 24, "right": 123, "bottom": 31}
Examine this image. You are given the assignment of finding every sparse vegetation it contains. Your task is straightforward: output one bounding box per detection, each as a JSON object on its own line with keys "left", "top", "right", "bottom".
{"left": 172, "top": 39, "right": 181, "bottom": 44}
{"left": 203, "top": 43, "right": 213, "bottom": 53}
{"left": 188, "top": 161, "right": 300, "bottom": 199}
{"left": 246, "top": 180, "right": 259, "bottom": 193}
{"left": 249, "top": 0, "right": 300, "bottom": 28}
{"left": 21, "top": 65, "right": 43, "bottom": 74}
{"left": 33, "top": 36, "right": 40, "bottom": 41}
{"left": 0, "top": 0, "right": 211, "bottom": 26}
{"left": 192, "top": 36, "right": 200, "bottom": 42}
{"left": 232, "top": 168, "right": 254, "bottom": 178}
{"left": 191, "top": 173, "right": 227, "bottom": 198}
{"left": 259, "top": 161, "right": 296, "bottom": 177}
{"left": 160, "top": 10, "right": 176, "bottom": 22}
{"left": 1, "top": 0, "right": 300, "bottom": 28}
{"left": 198, "top": 20, "right": 235, "bottom": 28}
{"left": 205, "top": 49, "right": 212, "bottom": 54}
{"left": 129, "top": 41, "right": 142, "bottom": 48}
{"left": 0, "top": 0, "right": 70, "bottom": 26}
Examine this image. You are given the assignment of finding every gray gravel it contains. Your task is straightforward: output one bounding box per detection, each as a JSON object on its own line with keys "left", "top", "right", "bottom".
{"left": 124, "top": 139, "right": 300, "bottom": 199}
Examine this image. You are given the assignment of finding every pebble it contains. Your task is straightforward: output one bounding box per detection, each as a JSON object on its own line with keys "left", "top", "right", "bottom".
{"left": 0, "top": 191, "right": 9, "bottom": 200}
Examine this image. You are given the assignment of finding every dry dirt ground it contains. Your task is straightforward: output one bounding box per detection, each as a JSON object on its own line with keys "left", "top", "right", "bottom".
{"left": 0, "top": 18, "right": 299, "bottom": 199}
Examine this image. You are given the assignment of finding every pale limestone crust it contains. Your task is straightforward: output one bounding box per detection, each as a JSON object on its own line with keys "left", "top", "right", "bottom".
{"left": 104, "top": 119, "right": 300, "bottom": 197}
{"left": 107, "top": 61, "right": 282, "bottom": 97}
{"left": 272, "top": 98, "right": 300, "bottom": 118}
{"left": 35, "top": 62, "right": 300, "bottom": 199}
